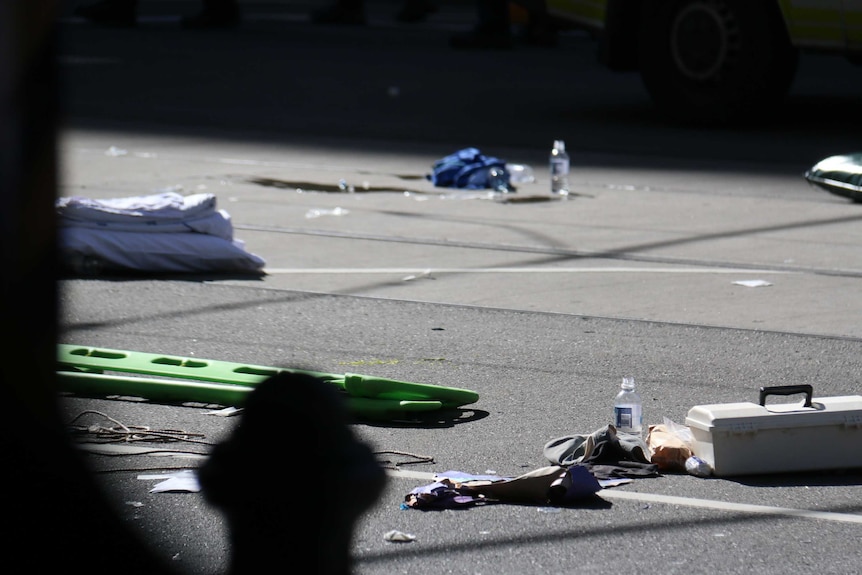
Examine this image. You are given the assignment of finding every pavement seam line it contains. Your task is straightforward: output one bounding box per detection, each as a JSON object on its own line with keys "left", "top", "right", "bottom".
{"left": 262, "top": 267, "right": 789, "bottom": 274}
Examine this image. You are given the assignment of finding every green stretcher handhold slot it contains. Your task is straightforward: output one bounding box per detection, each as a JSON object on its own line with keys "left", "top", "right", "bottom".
{"left": 57, "top": 344, "right": 479, "bottom": 415}
{"left": 58, "top": 344, "right": 337, "bottom": 386}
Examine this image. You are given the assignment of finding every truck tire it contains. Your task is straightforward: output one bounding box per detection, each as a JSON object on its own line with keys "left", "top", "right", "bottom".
{"left": 638, "top": 0, "right": 798, "bottom": 125}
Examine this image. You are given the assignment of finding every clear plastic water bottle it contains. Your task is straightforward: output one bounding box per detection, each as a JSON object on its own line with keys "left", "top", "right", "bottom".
{"left": 506, "top": 163, "right": 535, "bottom": 184}
{"left": 465, "top": 165, "right": 511, "bottom": 193}
{"left": 549, "top": 140, "right": 570, "bottom": 195}
{"left": 613, "top": 377, "right": 643, "bottom": 437}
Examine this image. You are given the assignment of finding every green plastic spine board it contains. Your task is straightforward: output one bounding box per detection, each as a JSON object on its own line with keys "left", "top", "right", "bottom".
{"left": 58, "top": 344, "right": 479, "bottom": 408}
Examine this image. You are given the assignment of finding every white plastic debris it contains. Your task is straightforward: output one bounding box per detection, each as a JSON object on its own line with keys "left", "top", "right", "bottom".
{"left": 148, "top": 470, "right": 201, "bottom": 493}
{"left": 205, "top": 406, "right": 244, "bottom": 417}
{"left": 733, "top": 279, "right": 772, "bottom": 287}
{"left": 685, "top": 456, "right": 713, "bottom": 478}
{"left": 383, "top": 530, "right": 416, "bottom": 543}
{"left": 305, "top": 207, "right": 349, "bottom": 219}
{"left": 401, "top": 269, "right": 432, "bottom": 281}
{"left": 105, "top": 145, "right": 128, "bottom": 157}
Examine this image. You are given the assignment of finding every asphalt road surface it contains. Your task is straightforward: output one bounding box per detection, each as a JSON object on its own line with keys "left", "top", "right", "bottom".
{"left": 51, "top": 2, "right": 862, "bottom": 575}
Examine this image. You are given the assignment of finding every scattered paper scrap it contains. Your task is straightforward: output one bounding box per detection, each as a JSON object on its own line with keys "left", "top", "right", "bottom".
{"left": 402, "top": 270, "right": 432, "bottom": 281}
{"left": 305, "top": 207, "right": 349, "bottom": 219}
{"left": 733, "top": 279, "right": 773, "bottom": 288}
{"left": 383, "top": 530, "right": 417, "bottom": 543}
{"left": 205, "top": 406, "right": 244, "bottom": 417}
{"left": 105, "top": 145, "right": 128, "bottom": 157}
{"left": 148, "top": 470, "right": 201, "bottom": 493}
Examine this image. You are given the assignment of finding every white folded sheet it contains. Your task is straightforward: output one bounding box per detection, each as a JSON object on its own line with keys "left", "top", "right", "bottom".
{"left": 57, "top": 192, "right": 266, "bottom": 274}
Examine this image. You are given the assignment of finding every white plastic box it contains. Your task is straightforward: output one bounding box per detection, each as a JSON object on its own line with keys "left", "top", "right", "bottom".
{"left": 685, "top": 385, "right": 862, "bottom": 477}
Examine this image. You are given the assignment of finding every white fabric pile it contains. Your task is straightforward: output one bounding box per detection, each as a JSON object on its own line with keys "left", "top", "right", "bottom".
{"left": 57, "top": 192, "right": 266, "bottom": 275}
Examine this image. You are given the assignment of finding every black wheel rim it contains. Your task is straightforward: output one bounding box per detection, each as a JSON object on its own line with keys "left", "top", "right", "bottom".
{"left": 670, "top": 1, "right": 740, "bottom": 82}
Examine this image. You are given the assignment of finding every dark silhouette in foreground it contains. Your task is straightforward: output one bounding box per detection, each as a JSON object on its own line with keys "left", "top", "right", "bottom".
{"left": 198, "top": 372, "right": 387, "bottom": 574}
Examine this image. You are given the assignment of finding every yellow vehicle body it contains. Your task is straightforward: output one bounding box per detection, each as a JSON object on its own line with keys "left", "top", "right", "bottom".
{"left": 543, "top": 0, "right": 862, "bottom": 124}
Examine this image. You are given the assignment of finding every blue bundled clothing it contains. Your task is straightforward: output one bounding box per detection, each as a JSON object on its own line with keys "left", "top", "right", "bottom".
{"left": 427, "top": 147, "right": 510, "bottom": 190}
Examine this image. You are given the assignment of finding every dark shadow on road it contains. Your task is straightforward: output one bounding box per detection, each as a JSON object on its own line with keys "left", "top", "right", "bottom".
{"left": 57, "top": 1, "right": 862, "bottom": 170}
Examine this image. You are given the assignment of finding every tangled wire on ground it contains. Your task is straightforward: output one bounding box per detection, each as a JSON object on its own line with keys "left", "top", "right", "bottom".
{"left": 67, "top": 410, "right": 212, "bottom": 445}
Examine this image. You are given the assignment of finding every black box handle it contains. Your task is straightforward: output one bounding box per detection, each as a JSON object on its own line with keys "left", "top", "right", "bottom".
{"left": 759, "top": 384, "right": 813, "bottom": 407}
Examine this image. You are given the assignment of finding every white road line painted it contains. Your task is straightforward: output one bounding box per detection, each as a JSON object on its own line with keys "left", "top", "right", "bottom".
{"left": 264, "top": 267, "right": 789, "bottom": 275}
{"left": 386, "top": 468, "right": 862, "bottom": 525}
{"left": 600, "top": 490, "right": 862, "bottom": 524}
